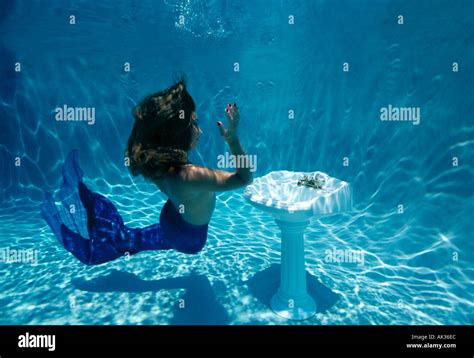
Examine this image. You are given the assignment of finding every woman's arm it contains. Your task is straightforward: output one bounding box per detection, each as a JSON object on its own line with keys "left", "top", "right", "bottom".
{"left": 180, "top": 162, "right": 251, "bottom": 192}
{"left": 180, "top": 103, "right": 253, "bottom": 192}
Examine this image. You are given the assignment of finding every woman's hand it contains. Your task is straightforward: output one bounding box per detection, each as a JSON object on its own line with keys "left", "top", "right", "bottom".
{"left": 217, "top": 103, "right": 240, "bottom": 144}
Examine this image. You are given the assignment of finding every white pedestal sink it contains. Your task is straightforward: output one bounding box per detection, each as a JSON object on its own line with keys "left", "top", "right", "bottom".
{"left": 244, "top": 170, "right": 352, "bottom": 320}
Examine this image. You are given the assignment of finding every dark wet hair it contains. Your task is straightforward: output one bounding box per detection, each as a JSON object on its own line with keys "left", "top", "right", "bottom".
{"left": 125, "top": 79, "right": 196, "bottom": 181}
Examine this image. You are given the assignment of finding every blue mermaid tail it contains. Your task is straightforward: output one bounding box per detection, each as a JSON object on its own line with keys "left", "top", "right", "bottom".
{"left": 40, "top": 150, "right": 88, "bottom": 243}
{"left": 40, "top": 150, "right": 208, "bottom": 265}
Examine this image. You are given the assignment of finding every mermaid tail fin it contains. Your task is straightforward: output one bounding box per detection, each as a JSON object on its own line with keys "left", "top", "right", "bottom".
{"left": 41, "top": 150, "right": 173, "bottom": 265}
{"left": 58, "top": 149, "right": 89, "bottom": 239}
{"left": 42, "top": 179, "right": 127, "bottom": 265}
{"left": 40, "top": 150, "right": 126, "bottom": 264}
{"left": 40, "top": 150, "right": 89, "bottom": 243}
{"left": 40, "top": 191, "right": 64, "bottom": 244}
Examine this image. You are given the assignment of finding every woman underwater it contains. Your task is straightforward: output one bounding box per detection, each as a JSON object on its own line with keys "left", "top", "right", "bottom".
{"left": 40, "top": 80, "right": 253, "bottom": 265}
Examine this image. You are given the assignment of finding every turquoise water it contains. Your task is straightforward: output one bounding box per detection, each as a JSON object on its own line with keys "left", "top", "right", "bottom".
{"left": 0, "top": 0, "right": 473, "bottom": 325}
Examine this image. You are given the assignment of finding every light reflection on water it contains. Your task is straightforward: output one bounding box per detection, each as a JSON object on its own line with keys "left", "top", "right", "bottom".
{"left": 0, "top": 0, "right": 472, "bottom": 325}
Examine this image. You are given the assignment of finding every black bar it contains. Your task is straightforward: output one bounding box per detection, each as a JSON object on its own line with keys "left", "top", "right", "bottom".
{"left": 0, "top": 325, "right": 472, "bottom": 353}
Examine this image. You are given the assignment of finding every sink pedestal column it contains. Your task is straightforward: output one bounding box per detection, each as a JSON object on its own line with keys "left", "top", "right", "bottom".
{"left": 271, "top": 218, "right": 316, "bottom": 320}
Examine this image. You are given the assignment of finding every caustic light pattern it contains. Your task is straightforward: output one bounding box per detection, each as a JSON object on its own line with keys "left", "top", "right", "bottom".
{"left": 0, "top": 0, "right": 473, "bottom": 325}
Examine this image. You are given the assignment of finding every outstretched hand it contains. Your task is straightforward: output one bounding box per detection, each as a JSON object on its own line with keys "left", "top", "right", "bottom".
{"left": 217, "top": 103, "right": 240, "bottom": 144}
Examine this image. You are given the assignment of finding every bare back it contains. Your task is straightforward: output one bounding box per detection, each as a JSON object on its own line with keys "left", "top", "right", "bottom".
{"left": 154, "top": 164, "right": 216, "bottom": 226}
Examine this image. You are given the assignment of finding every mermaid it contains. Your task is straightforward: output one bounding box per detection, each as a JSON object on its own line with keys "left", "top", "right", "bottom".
{"left": 40, "top": 79, "right": 253, "bottom": 265}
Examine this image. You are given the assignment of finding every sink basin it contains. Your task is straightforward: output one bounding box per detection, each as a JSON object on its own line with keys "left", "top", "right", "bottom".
{"left": 244, "top": 170, "right": 352, "bottom": 320}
